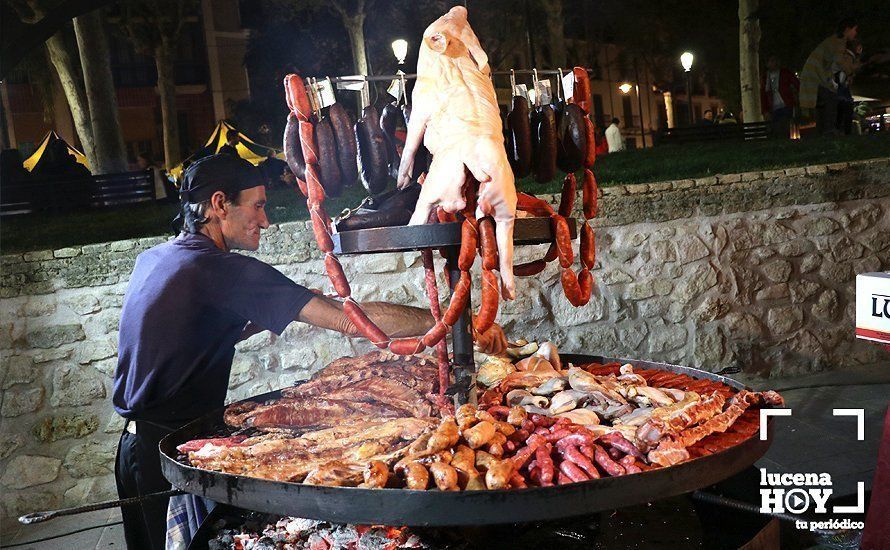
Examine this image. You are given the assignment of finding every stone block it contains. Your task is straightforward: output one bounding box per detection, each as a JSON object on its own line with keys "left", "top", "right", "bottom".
{"left": 777, "top": 240, "right": 812, "bottom": 257}
{"left": 826, "top": 162, "right": 848, "bottom": 172}
{"left": 84, "top": 309, "right": 121, "bottom": 335}
{"left": 676, "top": 235, "right": 710, "bottom": 264}
{"left": 818, "top": 261, "right": 852, "bottom": 286}
{"left": 625, "top": 183, "right": 650, "bottom": 194}
{"left": 1, "top": 387, "right": 44, "bottom": 417}
{"left": 600, "top": 269, "right": 633, "bottom": 285}
{"left": 575, "top": 325, "right": 620, "bottom": 355}
{"left": 552, "top": 289, "right": 606, "bottom": 326}
{"left": 756, "top": 283, "right": 790, "bottom": 301}
{"left": 811, "top": 289, "right": 840, "bottom": 321}
{"left": 627, "top": 281, "right": 656, "bottom": 300}
{"left": 767, "top": 306, "right": 804, "bottom": 335}
{"left": 846, "top": 203, "right": 883, "bottom": 233}
{"left": 32, "top": 413, "right": 99, "bottom": 442}
{"left": 803, "top": 217, "right": 840, "bottom": 237}
{"left": 235, "top": 331, "right": 274, "bottom": 352}
{"left": 354, "top": 254, "right": 404, "bottom": 274}
{"left": 21, "top": 297, "right": 56, "bottom": 317}
{"left": 50, "top": 365, "right": 105, "bottom": 407}
{"left": 31, "top": 348, "right": 72, "bottom": 364}
{"left": 799, "top": 254, "right": 821, "bottom": 274}
{"left": 109, "top": 240, "right": 136, "bottom": 252}
{"left": 648, "top": 182, "right": 672, "bottom": 193}
{"left": 693, "top": 330, "right": 726, "bottom": 371}
{"left": 104, "top": 414, "right": 126, "bottom": 433}
{"left": 280, "top": 346, "right": 318, "bottom": 372}
{"left": 791, "top": 279, "right": 821, "bottom": 304}
{"left": 829, "top": 236, "right": 866, "bottom": 263}
{"left": 81, "top": 243, "right": 110, "bottom": 255}
{"left": 25, "top": 324, "right": 85, "bottom": 349}
{"left": 783, "top": 167, "right": 806, "bottom": 177}
{"left": 649, "top": 322, "right": 688, "bottom": 353}
{"left": 229, "top": 355, "right": 261, "bottom": 388}
{"left": 674, "top": 263, "right": 718, "bottom": 304}
{"left": 650, "top": 240, "right": 677, "bottom": 263}
{"left": 63, "top": 476, "right": 118, "bottom": 507}
{"left": 53, "top": 247, "right": 80, "bottom": 258}
{"left": 693, "top": 296, "right": 731, "bottom": 323}
{"left": 762, "top": 259, "right": 792, "bottom": 283}
{"left": 618, "top": 324, "right": 649, "bottom": 350}
{"left": 1, "top": 455, "right": 61, "bottom": 489}
{"left": 65, "top": 294, "right": 101, "bottom": 315}
{"left": 23, "top": 250, "right": 53, "bottom": 262}
{"left": 853, "top": 255, "right": 882, "bottom": 275}
{"left": 2, "top": 355, "right": 36, "bottom": 388}
{"left": 2, "top": 490, "right": 60, "bottom": 520}
{"left": 673, "top": 179, "right": 696, "bottom": 190}
{"left": 0, "top": 323, "right": 12, "bottom": 350}
{"left": 724, "top": 312, "right": 764, "bottom": 341}
{"left": 76, "top": 338, "right": 117, "bottom": 364}
{"left": 716, "top": 173, "right": 742, "bottom": 183}
{"left": 805, "top": 165, "right": 828, "bottom": 176}
{"left": 0, "top": 433, "right": 23, "bottom": 460}
{"left": 64, "top": 440, "right": 116, "bottom": 478}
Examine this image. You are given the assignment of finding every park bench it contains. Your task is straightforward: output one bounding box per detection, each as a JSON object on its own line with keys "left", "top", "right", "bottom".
{"left": 656, "top": 121, "right": 772, "bottom": 145}
{"left": 0, "top": 170, "right": 155, "bottom": 216}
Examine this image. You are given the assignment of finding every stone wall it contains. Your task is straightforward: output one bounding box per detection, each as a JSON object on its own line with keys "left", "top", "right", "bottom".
{"left": 1, "top": 158, "right": 888, "bottom": 525}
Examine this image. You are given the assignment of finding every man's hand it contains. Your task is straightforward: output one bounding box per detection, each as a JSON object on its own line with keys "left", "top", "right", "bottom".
{"left": 475, "top": 323, "right": 507, "bottom": 355}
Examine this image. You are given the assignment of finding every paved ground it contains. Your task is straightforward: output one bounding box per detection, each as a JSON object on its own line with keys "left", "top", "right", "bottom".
{"left": 2, "top": 365, "right": 887, "bottom": 549}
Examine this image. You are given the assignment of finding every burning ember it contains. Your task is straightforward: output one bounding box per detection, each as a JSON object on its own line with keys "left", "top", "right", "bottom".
{"left": 210, "top": 515, "right": 423, "bottom": 550}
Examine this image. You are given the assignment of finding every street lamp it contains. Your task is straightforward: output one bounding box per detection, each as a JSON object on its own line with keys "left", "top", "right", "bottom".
{"left": 680, "top": 51, "right": 694, "bottom": 126}
{"left": 618, "top": 81, "right": 646, "bottom": 149}
{"left": 391, "top": 39, "right": 408, "bottom": 65}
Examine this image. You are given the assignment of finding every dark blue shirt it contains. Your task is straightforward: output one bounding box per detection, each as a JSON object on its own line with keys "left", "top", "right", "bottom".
{"left": 113, "top": 233, "right": 314, "bottom": 423}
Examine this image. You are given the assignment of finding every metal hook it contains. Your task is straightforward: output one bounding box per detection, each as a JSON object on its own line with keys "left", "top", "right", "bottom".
{"left": 399, "top": 72, "right": 408, "bottom": 106}
{"left": 532, "top": 68, "right": 540, "bottom": 106}
{"left": 510, "top": 69, "right": 516, "bottom": 95}
{"left": 557, "top": 68, "right": 564, "bottom": 102}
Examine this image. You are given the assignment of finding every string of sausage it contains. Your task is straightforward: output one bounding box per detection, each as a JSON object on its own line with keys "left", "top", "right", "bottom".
{"left": 511, "top": 66, "right": 596, "bottom": 307}
{"left": 284, "top": 73, "right": 480, "bottom": 363}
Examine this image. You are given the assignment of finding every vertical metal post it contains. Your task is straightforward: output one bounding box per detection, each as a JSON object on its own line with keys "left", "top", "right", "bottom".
{"left": 686, "top": 71, "right": 695, "bottom": 126}
{"left": 445, "top": 246, "right": 475, "bottom": 405}
{"left": 634, "top": 61, "right": 646, "bottom": 148}
{"left": 524, "top": 0, "right": 537, "bottom": 68}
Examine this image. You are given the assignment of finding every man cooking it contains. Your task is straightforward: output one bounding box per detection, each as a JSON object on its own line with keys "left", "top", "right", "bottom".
{"left": 112, "top": 154, "right": 507, "bottom": 549}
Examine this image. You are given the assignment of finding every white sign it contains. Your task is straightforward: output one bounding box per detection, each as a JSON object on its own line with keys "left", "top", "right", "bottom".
{"left": 314, "top": 78, "right": 336, "bottom": 109}
{"left": 387, "top": 78, "right": 403, "bottom": 101}
{"left": 562, "top": 72, "right": 575, "bottom": 103}
{"left": 535, "top": 80, "right": 553, "bottom": 105}
{"left": 855, "top": 271, "right": 890, "bottom": 344}
{"left": 513, "top": 83, "right": 529, "bottom": 101}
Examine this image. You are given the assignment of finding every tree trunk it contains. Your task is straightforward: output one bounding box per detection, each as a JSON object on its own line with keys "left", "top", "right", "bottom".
{"left": 343, "top": 12, "right": 368, "bottom": 76}
{"left": 155, "top": 39, "right": 181, "bottom": 169}
{"left": 738, "top": 0, "right": 763, "bottom": 123}
{"left": 73, "top": 10, "right": 128, "bottom": 173}
{"left": 44, "top": 31, "right": 97, "bottom": 170}
{"left": 540, "top": 0, "right": 567, "bottom": 69}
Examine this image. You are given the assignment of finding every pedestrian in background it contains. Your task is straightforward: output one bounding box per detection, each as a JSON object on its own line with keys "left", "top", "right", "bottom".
{"left": 834, "top": 39, "right": 862, "bottom": 135}
{"left": 799, "top": 18, "right": 861, "bottom": 135}
{"left": 761, "top": 55, "right": 799, "bottom": 137}
{"left": 605, "top": 117, "right": 625, "bottom": 153}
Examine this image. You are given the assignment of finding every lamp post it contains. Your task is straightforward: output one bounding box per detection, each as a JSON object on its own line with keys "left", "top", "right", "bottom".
{"left": 681, "top": 51, "right": 694, "bottom": 126}
{"left": 618, "top": 82, "right": 646, "bottom": 149}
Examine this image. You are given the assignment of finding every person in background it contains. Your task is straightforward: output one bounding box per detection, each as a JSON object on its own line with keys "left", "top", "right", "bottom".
{"left": 799, "top": 17, "right": 861, "bottom": 135}
{"left": 719, "top": 112, "right": 738, "bottom": 124}
{"left": 605, "top": 117, "right": 625, "bottom": 153}
{"left": 699, "top": 109, "right": 715, "bottom": 125}
{"left": 137, "top": 152, "right": 169, "bottom": 201}
{"left": 594, "top": 125, "right": 609, "bottom": 157}
{"left": 834, "top": 39, "right": 862, "bottom": 135}
{"left": 218, "top": 130, "right": 241, "bottom": 158}
{"left": 761, "top": 55, "right": 800, "bottom": 137}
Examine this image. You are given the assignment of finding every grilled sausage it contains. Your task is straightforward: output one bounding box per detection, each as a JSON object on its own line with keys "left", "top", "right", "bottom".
{"left": 556, "top": 103, "right": 586, "bottom": 173}
{"left": 506, "top": 96, "right": 531, "bottom": 178}
{"left": 327, "top": 102, "right": 357, "bottom": 187}
{"left": 314, "top": 116, "right": 343, "bottom": 197}
{"left": 355, "top": 106, "right": 390, "bottom": 194}
{"left": 534, "top": 105, "right": 558, "bottom": 183}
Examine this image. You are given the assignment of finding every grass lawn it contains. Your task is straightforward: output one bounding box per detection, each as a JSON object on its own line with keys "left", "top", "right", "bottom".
{"left": 2, "top": 134, "right": 888, "bottom": 254}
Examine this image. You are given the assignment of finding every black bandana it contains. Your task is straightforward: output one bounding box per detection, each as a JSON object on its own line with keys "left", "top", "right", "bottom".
{"left": 179, "top": 154, "right": 265, "bottom": 204}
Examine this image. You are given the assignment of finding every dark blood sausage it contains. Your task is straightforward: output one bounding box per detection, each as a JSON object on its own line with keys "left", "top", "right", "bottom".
{"left": 534, "top": 105, "right": 558, "bottom": 183}
{"left": 327, "top": 102, "right": 358, "bottom": 187}
{"left": 355, "top": 106, "right": 390, "bottom": 194}
{"left": 506, "top": 96, "right": 531, "bottom": 178}
{"left": 528, "top": 106, "right": 542, "bottom": 175}
{"left": 334, "top": 183, "right": 421, "bottom": 231}
{"left": 556, "top": 103, "right": 587, "bottom": 173}
{"left": 380, "top": 103, "right": 401, "bottom": 178}
{"left": 283, "top": 112, "right": 305, "bottom": 182}
{"left": 314, "top": 116, "right": 343, "bottom": 197}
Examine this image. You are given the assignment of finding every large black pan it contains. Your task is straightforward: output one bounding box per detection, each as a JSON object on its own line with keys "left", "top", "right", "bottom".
{"left": 160, "top": 355, "right": 774, "bottom": 527}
